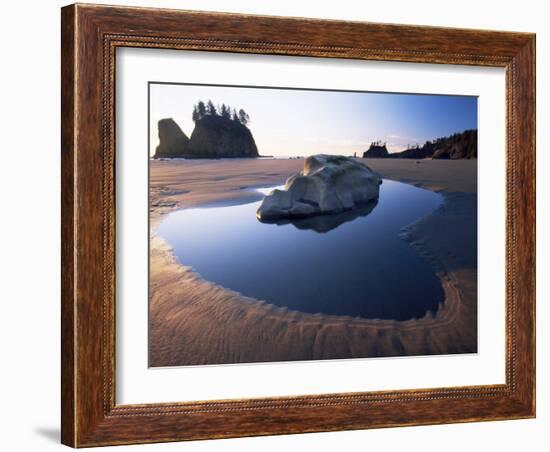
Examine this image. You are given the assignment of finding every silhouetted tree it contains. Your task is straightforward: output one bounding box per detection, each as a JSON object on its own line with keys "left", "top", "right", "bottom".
{"left": 191, "top": 100, "right": 251, "bottom": 125}
{"left": 238, "top": 109, "right": 250, "bottom": 125}
{"left": 220, "top": 103, "right": 231, "bottom": 119}
{"left": 206, "top": 100, "right": 217, "bottom": 116}
{"left": 197, "top": 101, "right": 206, "bottom": 119}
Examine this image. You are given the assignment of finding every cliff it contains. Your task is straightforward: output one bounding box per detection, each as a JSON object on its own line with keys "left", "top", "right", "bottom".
{"left": 430, "top": 129, "right": 477, "bottom": 159}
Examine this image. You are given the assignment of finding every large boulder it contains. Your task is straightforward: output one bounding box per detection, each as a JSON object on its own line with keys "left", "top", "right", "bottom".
{"left": 154, "top": 118, "right": 189, "bottom": 158}
{"left": 257, "top": 154, "right": 381, "bottom": 221}
{"left": 186, "top": 115, "right": 259, "bottom": 158}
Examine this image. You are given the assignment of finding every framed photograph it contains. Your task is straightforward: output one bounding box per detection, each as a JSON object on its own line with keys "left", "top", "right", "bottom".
{"left": 61, "top": 4, "right": 536, "bottom": 447}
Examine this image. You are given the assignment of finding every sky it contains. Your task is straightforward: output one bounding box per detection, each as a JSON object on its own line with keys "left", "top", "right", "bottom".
{"left": 149, "top": 83, "right": 477, "bottom": 157}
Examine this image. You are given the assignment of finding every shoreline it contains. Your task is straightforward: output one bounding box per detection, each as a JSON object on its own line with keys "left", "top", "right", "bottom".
{"left": 149, "top": 158, "right": 477, "bottom": 366}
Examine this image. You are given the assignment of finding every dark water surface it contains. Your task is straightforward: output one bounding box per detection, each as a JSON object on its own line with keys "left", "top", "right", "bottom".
{"left": 156, "top": 180, "right": 445, "bottom": 321}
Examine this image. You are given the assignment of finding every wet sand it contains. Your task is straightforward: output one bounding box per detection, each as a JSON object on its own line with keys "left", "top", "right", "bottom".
{"left": 149, "top": 158, "right": 477, "bottom": 366}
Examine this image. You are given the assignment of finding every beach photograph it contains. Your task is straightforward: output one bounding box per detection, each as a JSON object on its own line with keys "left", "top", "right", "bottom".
{"left": 148, "top": 82, "right": 478, "bottom": 367}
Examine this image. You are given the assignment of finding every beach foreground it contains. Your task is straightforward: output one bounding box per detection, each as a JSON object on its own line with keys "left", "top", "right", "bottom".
{"left": 149, "top": 158, "right": 477, "bottom": 366}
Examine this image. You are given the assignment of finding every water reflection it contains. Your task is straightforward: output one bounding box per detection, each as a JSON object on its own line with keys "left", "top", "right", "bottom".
{"left": 264, "top": 200, "right": 379, "bottom": 233}
{"left": 156, "top": 180, "right": 445, "bottom": 321}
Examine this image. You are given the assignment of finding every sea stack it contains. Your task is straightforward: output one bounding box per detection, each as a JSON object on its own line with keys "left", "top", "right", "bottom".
{"left": 362, "top": 143, "right": 389, "bottom": 158}
{"left": 186, "top": 115, "right": 259, "bottom": 158}
{"left": 154, "top": 118, "right": 190, "bottom": 158}
{"left": 257, "top": 154, "right": 381, "bottom": 221}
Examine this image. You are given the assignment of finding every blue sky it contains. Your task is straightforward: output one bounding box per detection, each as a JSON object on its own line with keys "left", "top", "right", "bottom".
{"left": 149, "top": 83, "right": 477, "bottom": 157}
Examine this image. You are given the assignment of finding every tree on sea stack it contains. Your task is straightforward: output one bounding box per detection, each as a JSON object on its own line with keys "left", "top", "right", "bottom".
{"left": 192, "top": 105, "right": 199, "bottom": 122}
{"left": 220, "top": 103, "right": 231, "bottom": 119}
{"left": 238, "top": 109, "right": 250, "bottom": 125}
{"left": 197, "top": 100, "right": 206, "bottom": 119}
{"left": 191, "top": 100, "right": 252, "bottom": 126}
{"left": 206, "top": 100, "right": 217, "bottom": 115}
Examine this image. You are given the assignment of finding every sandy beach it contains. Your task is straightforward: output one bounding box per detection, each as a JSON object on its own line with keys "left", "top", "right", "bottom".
{"left": 149, "top": 158, "right": 477, "bottom": 366}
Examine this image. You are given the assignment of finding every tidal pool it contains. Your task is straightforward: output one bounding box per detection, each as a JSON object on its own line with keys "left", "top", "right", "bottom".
{"left": 156, "top": 180, "right": 445, "bottom": 321}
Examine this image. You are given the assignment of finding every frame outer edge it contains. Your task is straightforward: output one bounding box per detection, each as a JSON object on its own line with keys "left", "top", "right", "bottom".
{"left": 61, "top": 4, "right": 77, "bottom": 448}
{"left": 514, "top": 35, "right": 536, "bottom": 416}
{"left": 60, "top": 4, "right": 536, "bottom": 447}
{"left": 531, "top": 35, "right": 536, "bottom": 417}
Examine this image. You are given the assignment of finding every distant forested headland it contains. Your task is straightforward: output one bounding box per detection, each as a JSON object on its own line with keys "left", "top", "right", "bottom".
{"left": 363, "top": 129, "right": 478, "bottom": 160}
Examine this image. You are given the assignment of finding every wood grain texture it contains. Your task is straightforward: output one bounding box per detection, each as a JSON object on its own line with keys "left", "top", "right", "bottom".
{"left": 60, "top": 3, "right": 536, "bottom": 447}
{"left": 60, "top": 5, "right": 76, "bottom": 447}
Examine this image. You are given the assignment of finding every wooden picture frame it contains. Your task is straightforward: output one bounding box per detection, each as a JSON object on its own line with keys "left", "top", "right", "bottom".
{"left": 61, "top": 3, "right": 536, "bottom": 447}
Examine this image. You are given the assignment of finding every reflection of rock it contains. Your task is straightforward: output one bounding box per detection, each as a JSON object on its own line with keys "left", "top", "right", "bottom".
{"left": 256, "top": 154, "right": 381, "bottom": 221}
{"left": 271, "top": 199, "right": 378, "bottom": 233}
{"left": 154, "top": 118, "right": 190, "bottom": 158}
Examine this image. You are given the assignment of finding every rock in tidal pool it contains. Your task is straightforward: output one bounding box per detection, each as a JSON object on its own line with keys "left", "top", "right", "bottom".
{"left": 256, "top": 154, "right": 382, "bottom": 221}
